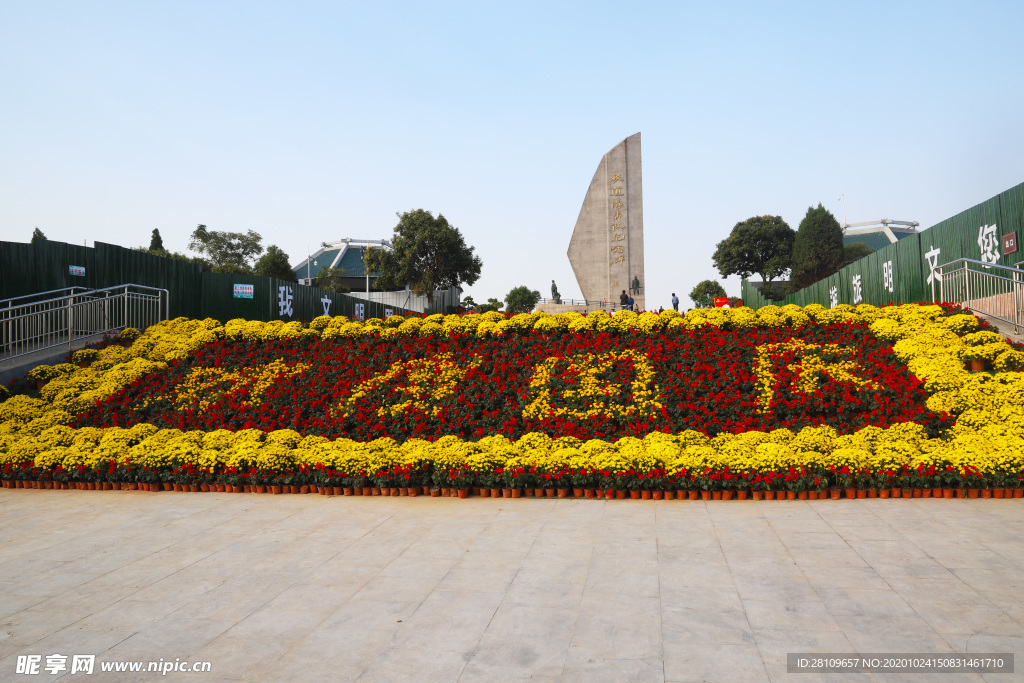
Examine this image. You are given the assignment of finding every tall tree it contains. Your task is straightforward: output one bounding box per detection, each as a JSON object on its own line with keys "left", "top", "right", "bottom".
{"left": 712, "top": 215, "right": 795, "bottom": 293}
{"left": 187, "top": 224, "right": 263, "bottom": 274}
{"left": 255, "top": 245, "right": 297, "bottom": 281}
{"left": 311, "top": 267, "right": 350, "bottom": 292}
{"left": 689, "top": 279, "right": 727, "bottom": 308}
{"left": 31, "top": 227, "right": 46, "bottom": 244}
{"left": 790, "top": 204, "right": 845, "bottom": 289}
{"left": 148, "top": 228, "right": 165, "bottom": 253}
{"left": 505, "top": 286, "right": 541, "bottom": 314}
{"left": 363, "top": 209, "right": 482, "bottom": 304}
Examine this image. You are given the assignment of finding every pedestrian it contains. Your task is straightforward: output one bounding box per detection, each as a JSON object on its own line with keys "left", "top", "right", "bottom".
{"left": 658, "top": 306, "right": 664, "bottom": 314}
{"left": 628, "top": 295, "right": 635, "bottom": 310}
{"left": 671, "top": 292, "right": 679, "bottom": 312}
{"left": 619, "top": 290, "right": 629, "bottom": 310}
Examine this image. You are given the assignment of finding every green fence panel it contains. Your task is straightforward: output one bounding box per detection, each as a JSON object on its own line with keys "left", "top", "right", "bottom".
{"left": 998, "top": 185, "right": 1024, "bottom": 268}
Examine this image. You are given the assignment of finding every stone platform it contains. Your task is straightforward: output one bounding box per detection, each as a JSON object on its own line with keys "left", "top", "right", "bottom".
{"left": 0, "top": 491, "right": 1021, "bottom": 681}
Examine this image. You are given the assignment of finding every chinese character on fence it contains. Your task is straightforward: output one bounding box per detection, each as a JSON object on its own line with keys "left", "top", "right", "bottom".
{"left": 882, "top": 260, "right": 894, "bottom": 293}
{"left": 978, "top": 223, "right": 1000, "bottom": 265}
{"left": 924, "top": 246, "right": 942, "bottom": 285}
{"left": 278, "top": 286, "right": 294, "bottom": 317}
{"left": 829, "top": 286, "right": 838, "bottom": 308}
{"left": 852, "top": 274, "right": 862, "bottom": 304}
{"left": 320, "top": 295, "right": 331, "bottom": 316}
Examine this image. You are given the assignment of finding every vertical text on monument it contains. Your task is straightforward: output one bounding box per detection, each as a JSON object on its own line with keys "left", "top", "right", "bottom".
{"left": 567, "top": 133, "right": 645, "bottom": 311}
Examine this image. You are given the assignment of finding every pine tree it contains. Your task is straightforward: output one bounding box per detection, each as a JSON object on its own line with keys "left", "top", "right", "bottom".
{"left": 149, "top": 228, "right": 165, "bottom": 252}
{"left": 790, "top": 204, "right": 844, "bottom": 289}
{"left": 31, "top": 227, "right": 46, "bottom": 243}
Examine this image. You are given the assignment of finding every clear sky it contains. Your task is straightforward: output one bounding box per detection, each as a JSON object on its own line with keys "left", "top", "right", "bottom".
{"left": 3, "top": 1, "right": 1023, "bottom": 310}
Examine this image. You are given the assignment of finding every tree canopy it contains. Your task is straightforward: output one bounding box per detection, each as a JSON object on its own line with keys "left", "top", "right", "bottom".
{"left": 790, "top": 204, "right": 844, "bottom": 289}
{"left": 461, "top": 295, "right": 503, "bottom": 313}
{"left": 689, "top": 279, "right": 727, "bottom": 308}
{"left": 712, "top": 215, "right": 795, "bottom": 287}
{"left": 363, "top": 210, "right": 482, "bottom": 304}
{"left": 311, "top": 266, "right": 350, "bottom": 293}
{"left": 254, "top": 245, "right": 296, "bottom": 281}
{"left": 504, "top": 286, "right": 541, "bottom": 314}
{"left": 31, "top": 227, "right": 46, "bottom": 244}
{"left": 842, "top": 242, "right": 875, "bottom": 267}
{"left": 188, "top": 224, "right": 264, "bottom": 274}
{"left": 149, "top": 228, "right": 164, "bottom": 253}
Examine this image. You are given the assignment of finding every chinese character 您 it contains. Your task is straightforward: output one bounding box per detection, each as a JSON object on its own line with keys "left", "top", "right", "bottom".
{"left": 978, "top": 224, "right": 1000, "bottom": 264}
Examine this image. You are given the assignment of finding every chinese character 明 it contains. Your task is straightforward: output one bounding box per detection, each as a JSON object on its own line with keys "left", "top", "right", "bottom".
{"left": 278, "top": 286, "right": 294, "bottom": 317}
{"left": 610, "top": 246, "right": 624, "bottom": 253}
{"left": 611, "top": 199, "right": 624, "bottom": 209}
{"left": 71, "top": 655, "right": 95, "bottom": 675}
{"left": 610, "top": 186, "right": 623, "bottom": 196}
{"left": 883, "top": 260, "right": 894, "bottom": 293}
{"left": 614, "top": 211, "right": 622, "bottom": 220}
{"left": 16, "top": 655, "right": 41, "bottom": 675}
{"left": 610, "top": 173, "right": 622, "bottom": 182}
{"left": 612, "top": 233, "right": 625, "bottom": 241}
{"left": 613, "top": 256, "right": 625, "bottom": 264}
{"left": 45, "top": 655, "right": 68, "bottom": 675}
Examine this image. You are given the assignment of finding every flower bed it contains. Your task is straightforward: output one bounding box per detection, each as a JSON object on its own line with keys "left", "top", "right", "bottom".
{"left": 2, "top": 304, "right": 1024, "bottom": 499}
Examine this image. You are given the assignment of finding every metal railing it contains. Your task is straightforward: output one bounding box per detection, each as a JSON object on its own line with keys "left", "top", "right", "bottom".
{"left": 1, "top": 284, "right": 169, "bottom": 360}
{"left": 934, "top": 258, "right": 1024, "bottom": 333}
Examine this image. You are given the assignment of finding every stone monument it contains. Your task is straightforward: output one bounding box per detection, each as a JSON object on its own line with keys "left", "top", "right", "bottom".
{"left": 567, "top": 132, "right": 645, "bottom": 311}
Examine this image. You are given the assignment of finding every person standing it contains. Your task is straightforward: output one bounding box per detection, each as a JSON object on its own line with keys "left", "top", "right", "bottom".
{"left": 671, "top": 293, "right": 679, "bottom": 312}
{"left": 619, "top": 290, "right": 629, "bottom": 310}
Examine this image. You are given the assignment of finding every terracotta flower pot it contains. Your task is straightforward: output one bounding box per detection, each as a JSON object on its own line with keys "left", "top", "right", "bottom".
{"left": 387, "top": 487, "right": 397, "bottom": 496}
{"left": 397, "top": 487, "right": 407, "bottom": 496}
{"left": 630, "top": 490, "right": 642, "bottom": 500}
{"left": 502, "top": 488, "right": 512, "bottom": 498}
{"left": 805, "top": 491, "right": 816, "bottom": 500}
{"left": 688, "top": 490, "right": 699, "bottom": 500}
{"left": 969, "top": 359, "right": 986, "bottom": 372}
{"left": 1013, "top": 488, "right": 1024, "bottom": 498}
{"left": 844, "top": 488, "right": 856, "bottom": 499}
{"left": 868, "top": 489, "right": 878, "bottom": 498}
{"left": 653, "top": 491, "right": 664, "bottom": 500}
{"left": 942, "top": 488, "right": 954, "bottom": 498}
{"left": 492, "top": 488, "right": 503, "bottom": 498}
{"left": 901, "top": 488, "right": 912, "bottom": 498}
{"left": 784, "top": 491, "right": 795, "bottom": 500}
{"left": 641, "top": 490, "right": 651, "bottom": 500}
{"left": 856, "top": 490, "right": 867, "bottom": 499}
{"left": 830, "top": 489, "right": 841, "bottom": 500}
{"left": 479, "top": 488, "right": 490, "bottom": 497}
{"left": 700, "top": 491, "right": 711, "bottom": 501}
{"left": 879, "top": 489, "right": 890, "bottom": 499}
{"left": 509, "top": 488, "right": 519, "bottom": 498}
{"left": 359, "top": 487, "right": 370, "bottom": 496}
{"left": 231, "top": 485, "right": 242, "bottom": 493}
{"left": 957, "top": 489, "right": 967, "bottom": 498}
{"left": 430, "top": 488, "right": 440, "bottom": 497}
{"left": 712, "top": 491, "right": 722, "bottom": 500}
{"left": 573, "top": 488, "right": 584, "bottom": 498}
{"left": 912, "top": 488, "right": 922, "bottom": 498}
{"left": 797, "top": 491, "right": 808, "bottom": 500}
{"left": 993, "top": 488, "right": 1005, "bottom": 499}
{"left": 471, "top": 487, "right": 481, "bottom": 496}
{"left": 441, "top": 488, "right": 450, "bottom": 497}
{"left": 981, "top": 489, "right": 992, "bottom": 498}
{"left": 584, "top": 489, "right": 595, "bottom": 499}
{"left": 457, "top": 489, "right": 469, "bottom": 499}
{"left": 371, "top": 488, "right": 380, "bottom": 496}
{"left": 722, "top": 490, "right": 734, "bottom": 501}
{"left": 968, "top": 489, "right": 979, "bottom": 498}
{"left": 751, "top": 491, "right": 763, "bottom": 500}
{"left": 408, "top": 487, "right": 419, "bottom": 497}
{"left": 615, "top": 490, "right": 626, "bottom": 499}
{"left": 890, "top": 488, "right": 900, "bottom": 498}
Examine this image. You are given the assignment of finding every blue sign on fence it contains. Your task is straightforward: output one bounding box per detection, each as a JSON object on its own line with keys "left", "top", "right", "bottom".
{"left": 233, "top": 284, "right": 254, "bottom": 299}
{"left": 69, "top": 265, "right": 85, "bottom": 277}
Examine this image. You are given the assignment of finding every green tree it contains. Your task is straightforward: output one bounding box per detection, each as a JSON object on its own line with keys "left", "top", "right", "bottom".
{"left": 689, "top": 279, "right": 727, "bottom": 308}
{"left": 31, "top": 227, "right": 46, "bottom": 244}
{"left": 255, "top": 245, "right": 297, "bottom": 281}
{"left": 712, "top": 215, "right": 795, "bottom": 297}
{"left": 187, "top": 224, "right": 264, "bottom": 274}
{"left": 148, "top": 228, "right": 165, "bottom": 253}
{"left": 505, "top": 286, "right": 541, "bottom": 314}
{"left": 790, "top": 204, "right": 845, "bottom": 289}
{"left": 311, "top": 266, "right": 350, "bottom": 293}
{"left": 363, "top": 209, "right": 482, "bottom": 304}
{"left": 842, "top": 242, "right": 875, "bottom": 267}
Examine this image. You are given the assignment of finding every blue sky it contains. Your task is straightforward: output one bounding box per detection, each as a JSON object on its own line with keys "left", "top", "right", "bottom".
{"left": 2, "top": 1, "right": 1023, "bottom": 309}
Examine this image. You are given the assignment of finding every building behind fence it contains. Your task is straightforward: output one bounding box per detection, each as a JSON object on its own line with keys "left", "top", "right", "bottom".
{"left": 0, "top": 240, "right": 453, "bottom": 323}
{"left": 741, "top": 181, "right": 1024, "bottom": 309}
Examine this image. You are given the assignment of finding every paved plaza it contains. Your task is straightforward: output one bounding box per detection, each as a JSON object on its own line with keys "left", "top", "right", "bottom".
{"left": 0, "top": 491, "right": 1021, "bottom": 682}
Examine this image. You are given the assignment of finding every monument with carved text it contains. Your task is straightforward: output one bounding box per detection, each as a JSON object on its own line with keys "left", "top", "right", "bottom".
{"left": 567, "top": 133, "right": 645, "bottom": 311}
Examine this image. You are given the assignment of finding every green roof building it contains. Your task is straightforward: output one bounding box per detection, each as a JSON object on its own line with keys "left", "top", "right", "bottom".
{"left": 293, "top": 238, "right": 392, "bottom": 292}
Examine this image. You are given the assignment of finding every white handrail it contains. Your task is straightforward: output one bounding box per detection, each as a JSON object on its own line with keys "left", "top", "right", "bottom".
{"left": 934, "top": 259, "right": 1024, "bottom": 333}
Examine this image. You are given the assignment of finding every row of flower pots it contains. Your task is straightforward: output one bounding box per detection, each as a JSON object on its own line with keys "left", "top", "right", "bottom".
{"left": 4, "top": 479, "right": 1024, "bottom": 500}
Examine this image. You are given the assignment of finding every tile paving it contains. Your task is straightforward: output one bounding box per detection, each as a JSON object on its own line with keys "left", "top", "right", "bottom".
{"left": 0, "top": 490, "right": 1021, "bottom": 681}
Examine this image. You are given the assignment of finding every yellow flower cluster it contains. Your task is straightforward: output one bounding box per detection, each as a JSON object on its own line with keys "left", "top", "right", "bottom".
{"left": 754, "top": 340, "right": 879, "bottom": 414}
{"left": 160, "top": 359, "right": 310, "bottom": 412}
{"left": 335, "top": 352, "right": 480, "bottom": 419}
{"left": 523, "top": 350, "right": 663, "bottom": 421}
